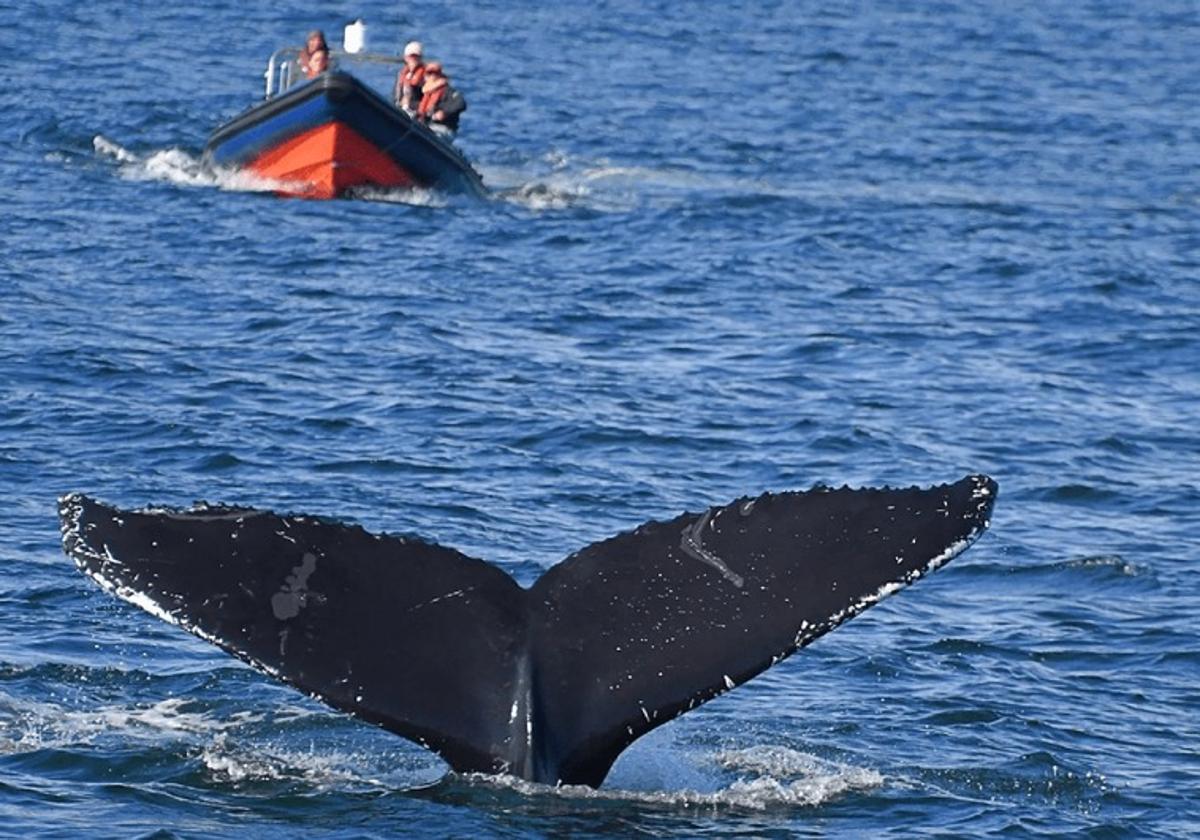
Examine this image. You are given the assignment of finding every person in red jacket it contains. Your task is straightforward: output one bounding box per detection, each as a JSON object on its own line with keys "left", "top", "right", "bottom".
{"left": 417, "top": 62, "right": 467, "bottom": 137}
{"left": 393, "top": 41, "right": 426, "bottom": 114}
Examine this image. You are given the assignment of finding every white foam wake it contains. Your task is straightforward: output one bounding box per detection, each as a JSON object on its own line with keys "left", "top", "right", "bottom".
{"left": 463, "top": 745, "right": 882, "bottom": 810}
{"left": 93, "top": 135, "right": 300, "bottom": 194}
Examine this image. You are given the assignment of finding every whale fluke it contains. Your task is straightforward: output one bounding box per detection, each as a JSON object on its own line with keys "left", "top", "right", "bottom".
{"left": 59, "top": 474, "right": 996, "bottom": 787}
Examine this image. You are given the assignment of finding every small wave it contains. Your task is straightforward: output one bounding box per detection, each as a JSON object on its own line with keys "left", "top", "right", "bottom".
{"left": 197, "top": 452, "right": 246, "bottom": 472}
{"left": 1029, "top": 554, "right": 1143, "bottom": 580}
{"left": 919, "top": 708, "right": 1003, "bottom": 726}
{"left": 957, "top": 555, "right": 1142, "bottom": 581}
{"left": 912, "top": 753, "right": 1113, "bottom": 807}
{"left": 1062, "top": 555, "right": 1140, "bottom": 576}
{"left": 1037, "top": 483, "right": 1120, "bottom": 504}
{"left": 924, "top": 637, "right": 1013, "bottom": 657}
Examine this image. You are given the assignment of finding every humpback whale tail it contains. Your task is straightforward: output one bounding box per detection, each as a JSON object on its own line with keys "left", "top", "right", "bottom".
{"left": 59, "top": 474, "right": 996, "bottom": 787}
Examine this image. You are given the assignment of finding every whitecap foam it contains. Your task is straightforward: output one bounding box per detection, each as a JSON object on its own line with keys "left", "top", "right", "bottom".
{"left": 93, "top": 134, "right": 139, "bottom": 164}
{"left": 92, "top": 134, "right": 308, "bottom": 195}
{"left": 0, "top": 692, "right": 250, "bottom": 753}
{"left": 347, "top": 185, "right": 448, "bottom": 207}
{"left": 459, "top": 745, "right": 882, "bottom": 810}
{"left": 199, "top": 732, "right": 403, "bottom": 789}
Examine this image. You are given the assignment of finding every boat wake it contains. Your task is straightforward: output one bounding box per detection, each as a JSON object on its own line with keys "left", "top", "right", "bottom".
{"left": 483, "top": 152, "right": 654, "bottom": 212}
{"left": 494, "top": 179, "right": 595, "bottom": 211}
{"left": 484, "top": 150, "right": 754, "bottom": 213}
{"left": 93, "top": 135, "right": 288, "bottom": 194}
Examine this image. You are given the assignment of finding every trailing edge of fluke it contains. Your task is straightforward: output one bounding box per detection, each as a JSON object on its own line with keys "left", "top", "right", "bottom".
{"left": 59, "top": 474, "right": 997, "bottom": 787}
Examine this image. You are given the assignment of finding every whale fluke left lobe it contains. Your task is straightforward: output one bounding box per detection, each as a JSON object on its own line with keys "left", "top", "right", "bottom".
{"left": 58, "top": 493, "right": 531, "bottom": 776}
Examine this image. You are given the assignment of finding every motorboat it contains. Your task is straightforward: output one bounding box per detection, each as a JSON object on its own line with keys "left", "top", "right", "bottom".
{"left": 203, "top": 30, "right": 485, "bottom": 199}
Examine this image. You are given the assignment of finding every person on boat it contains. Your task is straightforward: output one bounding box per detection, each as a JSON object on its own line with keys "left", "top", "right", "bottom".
{"left": 393, "top": 41, "right": 426, "bottom": 115}
{"left": 306, "top": 48, "right": 330, "bottom": 78}
{"left": 298, "top": 30, "right": 330, "bottom": 79}
{"left": 417, "top": 62, "right": 466, "bottom": 138}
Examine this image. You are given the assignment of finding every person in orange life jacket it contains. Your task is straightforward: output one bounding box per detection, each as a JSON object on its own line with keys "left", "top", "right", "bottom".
{"left": 393, "top": 41, "right": 426, "bottom": 114}
{"left": 298, "top": 30, "right": 329, "bottom": 79}
{"left": 417, "top": 62, "right": 466, "bottom": 137}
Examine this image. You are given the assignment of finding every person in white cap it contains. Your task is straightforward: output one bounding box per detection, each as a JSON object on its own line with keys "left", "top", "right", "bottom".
{"left": 393, "top": 40, "right": 426, "bottom": 114}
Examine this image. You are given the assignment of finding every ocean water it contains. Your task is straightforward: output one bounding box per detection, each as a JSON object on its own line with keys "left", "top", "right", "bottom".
{"left": 2, "top": 0, "right": 1198, "bottom": 836}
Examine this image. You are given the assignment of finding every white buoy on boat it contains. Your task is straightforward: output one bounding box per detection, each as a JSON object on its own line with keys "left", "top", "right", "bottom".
{"left": 343, "top": 19, "right": 367, "bottom": 54}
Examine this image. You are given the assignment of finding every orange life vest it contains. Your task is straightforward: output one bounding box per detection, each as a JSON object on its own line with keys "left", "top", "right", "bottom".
{"left": 400, "top": 64, "right": 425, "bottom": 92}
{"left": 417, "top": 79, "right": 448, "bottom": 119}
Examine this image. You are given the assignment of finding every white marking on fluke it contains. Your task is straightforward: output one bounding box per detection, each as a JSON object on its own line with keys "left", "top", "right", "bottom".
{"left": 679, "top": 509, "right": 745, "bottom": 588}
{"left": 271, "top": 553, "right": 318, "bottom": 620}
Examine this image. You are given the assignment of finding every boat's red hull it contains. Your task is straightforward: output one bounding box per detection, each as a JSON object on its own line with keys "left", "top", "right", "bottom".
{"left": 248, "top": 121, "right": 415, "bottom": 199}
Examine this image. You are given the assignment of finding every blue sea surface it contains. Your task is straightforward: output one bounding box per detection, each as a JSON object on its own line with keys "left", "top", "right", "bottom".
{"left": 2, "top": 0, "right": 1199, "bottom": 836}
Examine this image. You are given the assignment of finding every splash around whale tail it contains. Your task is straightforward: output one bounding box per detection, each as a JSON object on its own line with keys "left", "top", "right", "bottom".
{"left": 59, "top": 474, "right": 996, "bottom": 787}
